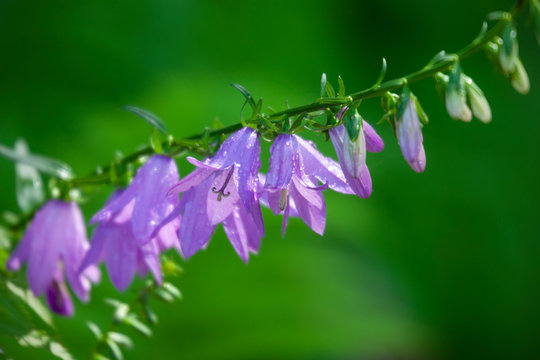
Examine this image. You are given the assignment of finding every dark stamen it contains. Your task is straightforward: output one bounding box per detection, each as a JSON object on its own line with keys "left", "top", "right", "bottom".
{"left": 211, "top": 165, "right": 235, "bottom": 201}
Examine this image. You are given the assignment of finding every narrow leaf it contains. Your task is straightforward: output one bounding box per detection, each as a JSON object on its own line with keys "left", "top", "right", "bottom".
{"left": 87, "top": 322, "right": 103, "bottom": 340}
{"left": 105, "top": 338, "right": 124, "bottom": 360}
{"left": 325, "top": 80, "right": 335, "bottom": 98}
{"left": 122, "top": 314, "right": 152, "bottom": 337}
{"left": 123, "top": 106, "right": 168, "bottom": 134}
{"left": 163, "top": 282, "right": 182, "bottom": 300}
{"left": 230, "top": 83, "right": 257, "bottom": 111}
{"left": 15, "top": 139, "right": 44, "bottom": 213}
{"left": 108, "top": 332, "right": 133, "bottom": 349}
{"left": 0, "top": 144, "right": 73, "bottom": 180}
{"left": 320, "top": 73, "right": 327, "bottom": 97}
{"left": 374, "top": 58, "right": 387, "bottom": 87}
{"left": 337, "top": 76, "right": 346, "bottom": 97}
{"left": 49, "top": 341, "right": 75, "bottom": 360}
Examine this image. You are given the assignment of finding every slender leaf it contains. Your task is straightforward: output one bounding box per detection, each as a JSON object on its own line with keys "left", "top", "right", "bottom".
{"left": 108, "top": 332, "right": 133, "bottom": 349}
{"left": 230, "top": 83, "right": 257, "bottom": 111}
{"left": 14, "top": 139, "right": 44, "bottom": 213}
{"left": 337, "top": 76, "right": 346, "bottom": 97}
{"left": 87, "top": 322, "right": 103, "bottom": 340}
{"left": 122, "top": 314, "right": 152, "bottom": 337}
{"left": 49, "top": 341, "right": 75, "bottom": 360}
{"left": 0, "top": 144, "right": 72, "bottom": 180}
{"left": 320, "top": 73, "right": 327, "bottom": 97}
{"left": 105, "top": 338, "right": 123, "bottom": 360}
{"left": 123, "top": 106, "right": 168, "bottom": 134}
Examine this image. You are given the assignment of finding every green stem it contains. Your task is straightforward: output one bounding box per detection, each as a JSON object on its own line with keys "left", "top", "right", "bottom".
{"left": 65, "top": 9, "right": 517, "bottom": 189}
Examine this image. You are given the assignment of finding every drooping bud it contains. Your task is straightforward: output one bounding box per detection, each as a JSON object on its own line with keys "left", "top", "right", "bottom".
{"left": 446, "top": 63, "right": 472, "bottom": 122}
{"left": 511, "top": 58, "right": 530, "bottom": 95}
{"left": 464, "top": 76, "right": 492, "bottom": 123}
{"left": 396, "top": 87, "right": 426, "bottom": 173}
{"left": 341, "top": 111, "right": 367, "bottom": 178}
{"left": 499, "top": 23, "right": 519, "bottom": 74}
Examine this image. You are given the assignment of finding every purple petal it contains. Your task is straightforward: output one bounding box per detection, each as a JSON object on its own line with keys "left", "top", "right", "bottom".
{"left": 79, "top": 224, "right": 107, "bottom": 275}
{"left": 281, "top": 204, "right": 290, "bottom": 237}
{"left": 398, "top": 99, "right": 424, "bottom": 171}
{"left": 222, "top": 206, "right": 259, "bottom": 263}
{"left": 140, "top": 240, "right": 162, "bottom": 285}
{"left": 363, "top": 120, "right": 384, "bottom": 152}
{"left": 6, "top": 230, "right": 32, "bottom": 271}
{"left": 265, "top": 134, "right": 298, "bottom": 189}
{"left": 26, "top": 201, "right": 70, "bottom": 296}
{"left": 329, "top": 126, "right": 372, "bottom": 198}
{"left": 178, "top": 178, "right": 217, "bottom": 258}
{"left": 90, "top": 185, "right": 137, "bottom": 223}
{"left": 103, "top": 220, "right": 138, "bottom": 292}
{"left": 168, "top": 165, "right": 214, "bottom": 196}
{"left": 409, "top": 144, "right": 426, "bottom": 173}
{"left": 289, "top": 177, "right": 326, "bottom": 235}
{"left": 206, "top": 168, "right": 240, "bottom": 225}
{"left": 131, "top": 155, "right": 179, "bottom": 244}
{"left": 46, "top": 273, "right": 74, "bottom": 317}
{"left": 296, "top": 135, "right": 353, "bottom": 194}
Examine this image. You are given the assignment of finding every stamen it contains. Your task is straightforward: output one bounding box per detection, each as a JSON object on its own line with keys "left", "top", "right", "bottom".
{"left": 211, "top": 165, "right": 235, "bottom": 201}
{"left": 279, "top": 188, "right": 288, "bottom": 211}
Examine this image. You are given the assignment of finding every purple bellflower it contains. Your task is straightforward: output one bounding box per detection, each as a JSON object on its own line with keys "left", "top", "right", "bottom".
{"left": 329, "top": 119, "right": 383, "bottom": 198}
{"left": 80, "top": 190, "right": 180, "bottom": 291}
{"left": 83, "top": 154, "right": 180, "bottom": 291}
{"left": 90, "top": 155, "right": 180, "bottom": 245}
{"left": 263, "top": 133, "right": 355, "bottom": 236}
{"left": 6, "top": 200, "right": 100, "bottom": 316}
{"left": 397, "top": 98, "right": 426, "bottom": 173}
{"left": 166, "top": 127, "right": 264, "bottom": 263}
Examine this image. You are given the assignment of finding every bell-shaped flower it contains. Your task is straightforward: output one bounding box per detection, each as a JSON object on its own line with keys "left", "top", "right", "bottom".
{"left": 90, "top": 154, "right": 179, "bottom": 245}
{"left": 397, "top": 98, "right": 426, "bottom": 173}
{"left": 80, "top": 190, "right": 180, "bottom": 291}
{"left": 329, "top": 116, "right": 382, "bottom": 198}
{"left": 263, "top": 133, "right": 356, "bottom": 236}
{"left": 6, "top": 200, "right": 100, "bottom": 316}
{"left": 166, "top": 127, "right": 264, "bottom": 263}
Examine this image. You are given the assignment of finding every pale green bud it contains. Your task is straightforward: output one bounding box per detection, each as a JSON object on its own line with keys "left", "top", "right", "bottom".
{"left": 464, "top": 76, "right": 492, "bottom": 123}
{"left": 446, "top": 64, "right": 472, "bottom": 122}
{"left": 511, "top": 59, "right": 530, "bottom": 95}
{"left": 499, "top": 23, "right": 519, "bottom": 74}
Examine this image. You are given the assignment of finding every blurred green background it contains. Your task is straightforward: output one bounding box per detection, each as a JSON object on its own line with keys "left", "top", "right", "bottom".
{"left": 1, "top": 0, "right": 539, "bottom": 359}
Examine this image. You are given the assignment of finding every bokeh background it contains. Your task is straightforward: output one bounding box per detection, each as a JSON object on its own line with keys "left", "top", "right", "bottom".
{"left": 1, "top": 0, "right": 539, "bottom": 359}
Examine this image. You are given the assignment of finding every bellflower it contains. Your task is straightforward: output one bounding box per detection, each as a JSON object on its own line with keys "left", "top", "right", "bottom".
{"left": 80, "top": 190, "right": 180, "bottom": 291}
{"left": 329, "top": 118, "right": 382, "bottom": 198}
{"left": 166, "top": 127, "right": 264, "bottom": 263}
{"left": 397, "top": 98, "right": 426, "bottom": 173}
{"left": 90, "top": 154, "right": 179, "bottom": 245}
{"left": 264, "top": 133, "right": 355, "bottom": 236}
{"left": 6, "top": 200, "right": 100, "bottom": 316}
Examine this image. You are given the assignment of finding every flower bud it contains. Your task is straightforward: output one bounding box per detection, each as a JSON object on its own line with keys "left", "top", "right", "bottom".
{"left": 499, "top": 23, "right": 519, "bottom": 74}
{"left": 511, "top": 58, "right": 530, "bottom": 95}
{"left": 341, "top": 112, "right": 366, "bottom": 178}
{"left": 464, "top": 76, "right": 492, "bottom": 123}
{"left": 446, "top": 64, "right": 472, "bottom": 122}
{"left": 396, "top": 96, "right": 426, "bottom": 173}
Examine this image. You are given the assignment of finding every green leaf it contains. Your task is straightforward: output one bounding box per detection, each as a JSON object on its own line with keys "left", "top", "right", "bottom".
{"left": 150, "top": 129, "right": 164, "bottom": 154}
{"left": 230, "top": 83, "right": 257, "bottom": 111}
{"left": 6, "top": 281, "right": 54, "bottom": 329}
{"left": 337, "top": 76, "right": 346, "bottom": 97}
{"left": 0, "top": 144, "right": 73, "bottom": 180}
{"left": 122, "top": 314, "right": 152, "bottom": 337}
{"left": 325, "top": 80, "right": 335, "bottom": 98}
{"left": 320, "top": 73, "right": 327, "bottom": 97}
{"left": 344, "top": 108, "right": 361, "bottom": 141}
{"left": 49, "top": 341, "right": 75, "bottom": 360}
{"left": 14, "top": 139, "right": 44, "bottom": 214}
{"left": 87, "top": 322, "right": 103, "bottom": 340}
{"left": 108, "top": 332, "right": 133, "bottom": 349}
{"left": 413, "top": 95, "right": 429, "bottom": 125}
{"left": 373, "top": 58, "right": 387, "bottom": 87}
{"left": 153, "top": 288, "right": 175, "bottom": 303}
{"left": 105, "top": 338, "right": 123, "bottom": 360}
{"left": 17, "top": 330, "right": 49, "bottom": 348}
{"left": 123, "top": 106, "right": 168, "bottom": 134}
{"left": 93, "top": 354, "right": 111, "bottom": 360}
{"left": 163, "top": 282, "right": 182, "bottom": 300}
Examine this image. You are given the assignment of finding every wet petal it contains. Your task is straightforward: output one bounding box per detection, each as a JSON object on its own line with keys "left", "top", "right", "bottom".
{"left": 363, "top": 120, "right": 384, "bottom": 152}
{"left": 104, "top": 221, "right": 138, "bottom": 292}
{"left": 297, "top": 135, "right": 353, "bottom": 194}
{"left": 265, "top": 134, "right": 298, "bottom": 189}
{"left": 289, "top": 177, "right": 326, "bottom": 235}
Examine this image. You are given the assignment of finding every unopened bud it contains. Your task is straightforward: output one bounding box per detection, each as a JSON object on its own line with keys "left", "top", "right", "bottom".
{"left": 341, "top": 113, "right": 367, "bottom": 178}
{"left": 446, "top": 64, "right": 472, "bottom": 122}
{"left": 511, "top": 58, "right": 530, "bottom": 95}
{"left": 499, "top": 23, "right": 519, "bottom": 74}
{"left": 464, "top": 76, "right": 492, "bottom": 123}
